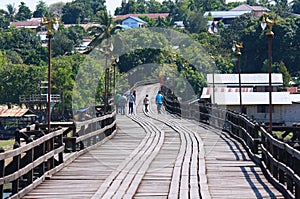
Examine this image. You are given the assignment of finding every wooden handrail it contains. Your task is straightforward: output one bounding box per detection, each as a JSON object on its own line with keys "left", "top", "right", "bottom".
{"left": 162, "top": 85, "right": 300, "bottom": 199}
{"left": 0, "top": 110, "right": 117, "bottom": 198}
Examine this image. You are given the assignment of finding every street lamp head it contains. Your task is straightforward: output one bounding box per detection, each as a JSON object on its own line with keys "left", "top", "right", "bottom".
{"left": 52, "top": 15, "right": 59, "bottom": 31}
{"left": 232, "top": 40, "right": 242, "bottom": 55}
{"left": 261, "top": 12, "right": 276, "bottom": 36}
{"left": 261, "top": 15, "right": 267, "bottom": 30}
{"left": 41, "top": 14, "right": 59, "bottom": 37}
{"left": 232, "top": 41, "right": 237, "bottom": 52}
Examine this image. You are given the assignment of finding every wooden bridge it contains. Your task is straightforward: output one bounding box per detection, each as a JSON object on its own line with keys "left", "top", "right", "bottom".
{"left": 1, "top": 83, "right": 299, "bottom": 199}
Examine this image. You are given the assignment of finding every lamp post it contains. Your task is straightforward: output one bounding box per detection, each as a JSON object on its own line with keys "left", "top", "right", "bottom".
{"left": 232, "top": 41, "right": 243, "bottom": 113}
{"left": 41, "top": 14, "right": 59, "bottom": 133}
{"left": 172, "top": 54, "right": 176, "bottom": 94}
{"left": 261, "top": 13, "right": 276, "bottom": 133}
{"left": 101, "top": 43, "right": 112, "bottom": 114}
{"left": 111, "top": 56, "right": 119, "bottom": 94}
{"left": 210, "top": 55, "right": 216, "bottom": 105}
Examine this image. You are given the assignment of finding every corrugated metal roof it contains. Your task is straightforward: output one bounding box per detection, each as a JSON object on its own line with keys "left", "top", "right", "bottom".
{"left": 230, "top": 4, "right": 270, "bottom": 12}
{"left": 125, "top": 16, "right": 147, "bottom": 23}
{"left": 10, "top": 20, "right": 41, "bottom": 27}
{"left": 114, "top": 13, "right": 169, "bottom": 20}
{"left": 0, "top": 108, "right": 34, "bottom": 117}
{"left": 207, "top": 73, "right": 283, "bottom": 86}
{"left": 213, "top": 92, "right": 292, "bottom": 105}
{"left": 204, "top": 10, "right": 252, "bottom": 19}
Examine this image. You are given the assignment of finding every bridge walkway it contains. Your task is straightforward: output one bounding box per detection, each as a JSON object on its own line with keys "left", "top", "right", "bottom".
{"left": 23, "top": 84, "right": 284, "bottom": 199}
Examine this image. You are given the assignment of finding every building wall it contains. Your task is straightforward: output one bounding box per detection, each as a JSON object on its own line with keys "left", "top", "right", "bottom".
{"left": 227, "top": 104, "right": 300, "bottom": 125}
{"left": 122, "top": 18, "right": 141, "bottom": 28}
{"left": 282, "top": 104, "right": 300, "bottom": 125}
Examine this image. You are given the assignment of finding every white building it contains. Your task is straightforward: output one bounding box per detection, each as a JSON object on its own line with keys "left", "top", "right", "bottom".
{"left": 201, "top": 73, "right": 300, "bottom": 125}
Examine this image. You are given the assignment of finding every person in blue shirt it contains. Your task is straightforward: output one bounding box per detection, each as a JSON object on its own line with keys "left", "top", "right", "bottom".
{"left": 155, "top": 91, "right": 163, "bottom": 114}
{"left": 128, "top": 92, "right": 136, "bottom": 114}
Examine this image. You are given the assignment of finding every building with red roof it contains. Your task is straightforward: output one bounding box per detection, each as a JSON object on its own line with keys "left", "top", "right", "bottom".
{"left": 114, "top": 13, "right": 169, "bottom": 20}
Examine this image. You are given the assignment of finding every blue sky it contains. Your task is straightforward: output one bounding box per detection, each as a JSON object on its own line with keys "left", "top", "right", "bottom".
{"left": 0, "top": 0, "right": 123, "bottom": 15}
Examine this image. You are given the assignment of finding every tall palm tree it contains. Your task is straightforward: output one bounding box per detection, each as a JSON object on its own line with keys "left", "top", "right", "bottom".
{"left": 88, "top": 10, "right": 122, "bottom": 112}
{"left": 6, "top": 3, "right": 16, "bottom": 22}
{"left": 88, "top": 11, "right": 121, "bottom": 52}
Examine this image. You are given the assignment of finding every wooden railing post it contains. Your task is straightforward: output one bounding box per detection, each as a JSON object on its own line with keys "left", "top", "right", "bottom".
{"left": 0, "top": 147, "right": 5, "bottom": 199}
{"left": 47, "top": 137, "right": 55, "bottom": 171}
{"left": 26, "top": 147, "right": 34, "bottom": 186}
{"left": 37, "top": 141, "right": 46, "bottom": 176}
{"left": 57, "top": 127, "right": 64, "bottom": 164}
{"left": 14, "top": 129, "right": 20, "bottom": 144}
{"left": 12, "top": 142, "right": 20, "bottom": 195}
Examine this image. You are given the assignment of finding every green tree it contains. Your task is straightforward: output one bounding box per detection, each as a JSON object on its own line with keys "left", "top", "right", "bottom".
{"left": 273, "top": 0, "right": 290, "bottom": 17}
{"left": 220, "top": 13, "right": 265, "bottom": 72}
{"left": 49, "top": 2, "right": 66, "bottom": 17}
{"left": 184, "top": 11, "right": 207, "bottom": 33}
{"left": 62, "top": 2, "right": 85, "bottom": 24}
{"left": 0, "top": 63, "right": 46, "bottom": 104}
{"left": 88, "top": 11, "right": 121, "bottom": 52}
{"left": 0, "top": 9, "right": 10, "bottom": 28}
{"left": 275, "top": 61, "right": 291, "bottom": 87}
{"left": 123, "top": 0, "right": 138, "bottom": 14}
{"left": 136, "top": 0, "right": 148, "bottom": 13}
{"left": 6, "top": 3, "right": 16, "bottom": 22}
{"left": 15, "top": 2, "right": 32, "bottom": 21}
{"left": 292, "top": 0, "right": 300, "bottom": 14}
{"left": 65, "top": 25, "right": 86, "bottom": 46}
{"left": 51, "top": 54, "right": 85, "bottom": 110}
{"left": 147, "top": 0, "right": 162, "bottom": 13}
{"left": 61, "top": 0, "right": 106, "bottom": 24}
{"left": 52, "top": 31, "right": 74, "bottom": 56}
{"left": 161, "top": 0, "right": 175, "bottom": 13}
{"left": 198, "top": 0, "right": 224, "bottom": 11}
{"left": 33, "top": 0, "right": 49, "bottom": 18}
{"left": 0, "top": 27, "right": 46, "bottom": 65}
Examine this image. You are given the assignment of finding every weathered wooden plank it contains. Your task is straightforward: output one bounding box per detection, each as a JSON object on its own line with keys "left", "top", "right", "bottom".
{"left": 23, "top": 84, "right": 284, "bottom": 199}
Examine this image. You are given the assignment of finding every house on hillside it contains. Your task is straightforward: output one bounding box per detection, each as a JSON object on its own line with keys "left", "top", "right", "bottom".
{"left": 204, "top": 10, "right": 252, "bottom": 27}
{"left": 121, "top": 16, "right": 147, "bottom": 29}
{"left": 201, "top": 73, "right": 300, "bottom": 125}
{"left": 64, "top": 23, "right": 100, "bottom": 30}
{"left": 204, "top": 4, "right": 269, "bottom": 33}
{"left": 230, "top": 4, "right": 270, "bottom": 17}
{"left": 114, "top": 13, "right": 169, "bottom": 20}
{"left": 10, "top": 18, "right": 42, "bottom": 30}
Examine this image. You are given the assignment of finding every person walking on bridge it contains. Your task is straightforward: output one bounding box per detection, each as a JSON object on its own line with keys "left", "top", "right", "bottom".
{"left": 128, "top": 92, "right": 136, "bottom": 115}
{"left": 118, "top": 94, "right": 127, "bottom": 115}
{"left": 155, "top": 91, "right": 163, "bottom": 114}
{"left": 143, "top": 94, "right": 150, "bottom": 113}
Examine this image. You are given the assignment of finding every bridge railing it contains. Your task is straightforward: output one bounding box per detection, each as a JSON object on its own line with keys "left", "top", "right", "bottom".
{"left": 0, "top": 109, "right": 116, "bottom": 199}
{"left": 162, "top": 85, "right": 300, "bottom": 199}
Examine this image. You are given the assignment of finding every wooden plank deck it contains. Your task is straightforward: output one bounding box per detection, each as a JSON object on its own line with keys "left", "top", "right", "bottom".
{"left": 22, "top": 84, "right": 284, "bottom": 199}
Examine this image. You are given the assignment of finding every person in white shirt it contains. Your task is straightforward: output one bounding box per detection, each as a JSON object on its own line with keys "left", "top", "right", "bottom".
{"left": 143, "top": 94, "right": 150, "bottom": 113}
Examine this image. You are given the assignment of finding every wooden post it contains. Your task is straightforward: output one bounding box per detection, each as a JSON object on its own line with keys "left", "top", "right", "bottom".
{"left": 58, "top": 127, "right": 63, "bottom": 164}
{"left": 0, "top": 147, "right": 5, "bottom": 199}
{"left": 26, "top": 147, "right": 34, "bottom": 186}
{"left": 12, "top": 142, "right": 20, "bottom": 195}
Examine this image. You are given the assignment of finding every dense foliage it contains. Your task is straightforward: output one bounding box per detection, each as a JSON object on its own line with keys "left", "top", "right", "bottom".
{"left": 0, "top": 0, "right": 300, "bottom": 110}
